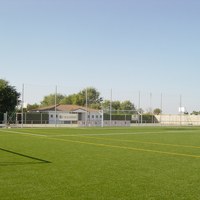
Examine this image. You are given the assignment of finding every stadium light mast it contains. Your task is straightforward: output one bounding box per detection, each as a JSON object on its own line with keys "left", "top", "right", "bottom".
{"left": 110, "top": 89, "right": 112, "bottom": 126}
{"left": 21, "top": 83, "right": 24, "bottom": 128}
{"left": 150, "top": 92, "right": 153, "bottom": 123}
{"left": 179, "top": 94, "right": 182, "bottom": 126}
{"left": 55, "top": 85, "right": 57, "bottom": 127}
{"left": 85, "top": 88, "right": 88, "bottom": 126}
{"left": 138, "top": 91, "right": 141, "bottom": 125}
{"left": 160, "top": 93, "right": 163, "bottom": 124}
{"left": 101, "top": 109, "right": 104, "bottom": 127}
{"left": 138, "top": 91, "right": 140, "bottom": 111}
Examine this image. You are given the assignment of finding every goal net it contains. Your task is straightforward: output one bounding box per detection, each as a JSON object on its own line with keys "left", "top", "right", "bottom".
{"left": 102, "top": 109, "right": 143, "bottom": 126}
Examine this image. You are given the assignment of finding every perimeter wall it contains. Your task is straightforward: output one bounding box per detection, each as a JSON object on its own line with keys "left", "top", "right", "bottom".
{"left": 155, "top": 114, "right": 200, "bottom": 126}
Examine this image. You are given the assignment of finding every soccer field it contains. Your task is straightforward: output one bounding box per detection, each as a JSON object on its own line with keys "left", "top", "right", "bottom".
{"left": 1, "top": 127, "right": 200, "bottom": 200}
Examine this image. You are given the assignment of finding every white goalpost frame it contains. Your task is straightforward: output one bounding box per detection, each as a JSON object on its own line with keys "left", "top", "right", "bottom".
{"left": 102, "top": 109, "right": 143, "bottom": 126}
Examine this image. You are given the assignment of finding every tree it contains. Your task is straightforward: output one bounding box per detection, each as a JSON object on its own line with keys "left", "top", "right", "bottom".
{"left": 120, "top": 100, "right": 135, "bottom": 111}
{"left": 61, "top": 87, "right": 103, "bottom": 108}
{"left": 138, "top": 108, "right": 144, "bottom": 114}
{"left": 101, "top": 100, "right": 135, "bottom": 113}
{"left": 0, "top": 79, "right": 20, "bottom": 114}
{"left": 40, "top": 93, "right": 65, "bottom": 106}
{"left": 191, "top": 111, "right": 200, "bottom": 115}
{"left": 101, "top": 100, "right": 121, "bottom": 112}
{"left": 27, "top": 103, "right": 39, "bottom": 111}
{"left": 153, "top": 108, "right": 162, "bottom": 115}
{"left": 78, "top": 87, "right": 103, "bottom": 106}
{"left": 101, "top": 100, "right": 111, "bottom": 111}
{"left": 60, "top": 94, "right": 76, "bottom": 105}
{"left": 112, "top": 101, "right": 121, "bottom": 110}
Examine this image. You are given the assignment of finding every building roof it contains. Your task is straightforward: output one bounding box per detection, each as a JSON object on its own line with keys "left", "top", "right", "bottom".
{"left": 31, "top": 104, "right": 100, "bottom": 113}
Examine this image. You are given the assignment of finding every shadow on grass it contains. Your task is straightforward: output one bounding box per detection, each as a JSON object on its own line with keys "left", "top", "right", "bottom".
{"left": 0, "top": 147, "right": 51, "bottom": 166}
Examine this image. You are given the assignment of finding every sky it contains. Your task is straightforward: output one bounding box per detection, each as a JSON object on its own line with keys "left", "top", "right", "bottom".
{"left": 1, "top": 0, "right": 200, "bottom": 114}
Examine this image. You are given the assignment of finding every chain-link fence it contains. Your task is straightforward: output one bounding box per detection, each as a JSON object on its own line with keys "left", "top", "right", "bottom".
{"left": 2, "top": 83, "right": 200, "bottom": 127}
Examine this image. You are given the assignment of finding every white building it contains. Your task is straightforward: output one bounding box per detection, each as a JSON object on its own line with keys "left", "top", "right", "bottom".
{"left": 33, "top": 104, "right": 103, "bottom": 126}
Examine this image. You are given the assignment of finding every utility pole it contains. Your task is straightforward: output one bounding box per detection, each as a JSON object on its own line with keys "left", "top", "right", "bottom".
{"left": 85, "top": 88, "right": 88, "bottom": 126}
{"left": 160, "top": 93, "right": 163, "bottom": 125}
{"left": 110, "top": 89, "right": 112, "bottom": 126}
{"left": 21, "top": 84, "right": 24, "bottom": 128}
{"left": 180, "top": 94, "right": 182, "bottom": 126}
{"left": 55, "top": 85, "right": 57, "bottom": 127}
{"left": 138, "top": 91, "right": 141, "bottom": 124}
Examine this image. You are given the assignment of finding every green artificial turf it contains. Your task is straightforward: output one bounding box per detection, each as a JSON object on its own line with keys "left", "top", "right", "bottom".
{"left": 0, "top": 126, "right": 200, "bottom": 200}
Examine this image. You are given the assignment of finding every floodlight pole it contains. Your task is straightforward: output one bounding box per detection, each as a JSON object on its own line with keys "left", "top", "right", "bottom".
{"left": 21, "top": 84, "right": 24, "bottom": 128}
{"left": 180, "top": 94, "right": 182, "bottom": 126}
{"left": 101, "top": 109, "right": 104, "bottom": 127}
{"left": 85, "top": 88, "right": 88, "bottom": 127}
{"left": 4, "top": 112, "right": 8, "bottom": 126}
{"left": 55, "top": 85, "right": 57, "bottom": 127}
{"left": 150, "top": 92, "right": 153, "bottom": 123}
{"left": 110, "top": 89, "right": 112, "bottom": 126}
{"left": 138, "top": 91, "right": 141, "bottom": 125}
{"left": 138, "top": 91, "right": 140, "bottom": 111}
{"left": 160, "top": 93, "right": 163, "bottom": 125}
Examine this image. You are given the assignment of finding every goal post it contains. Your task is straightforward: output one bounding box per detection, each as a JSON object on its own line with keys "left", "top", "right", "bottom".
{"left": 101, "top": 109, "right": 143, "bottom": 127}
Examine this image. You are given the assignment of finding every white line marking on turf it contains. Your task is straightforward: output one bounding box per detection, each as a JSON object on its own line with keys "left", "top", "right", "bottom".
{"left": 48, "top": 132, "right": 148, "bottom": 137}
{"left": 0, "top": 130, "right": 47, "bottom": 137}
{"left": 47, "top": 129, "right": 200, "bottom": 137}
{"left": 47, "top": 137, "right": 200, "bottom": 159}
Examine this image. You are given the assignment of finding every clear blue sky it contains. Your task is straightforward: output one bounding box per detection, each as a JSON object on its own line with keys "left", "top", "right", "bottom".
{"left": 1, "top": 0, "right": 200, "bottom": 113}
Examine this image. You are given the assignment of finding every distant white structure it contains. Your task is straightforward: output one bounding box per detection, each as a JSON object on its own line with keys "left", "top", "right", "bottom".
{"left": 31, "top": 104, "right": 131, "bottom": 127}
{"left": 155, "top": 114, "right": 200, "bottom": 126}
{"left": 33, "top": 104, "right": 102, "bottom": 126}
{"left": 178, "top": 107, "right": 185, "bottom": 113}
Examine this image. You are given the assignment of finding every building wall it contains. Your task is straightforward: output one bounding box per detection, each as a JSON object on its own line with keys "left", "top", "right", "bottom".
{"left": 81, "top": 111, "right": 102, "bottom": 121}
{"left": 48, "top": 111, "right": 102, "bottom": 124}
{"left": 49, "top": 111, "right": 78, "bottom": 124}
{"left": 103, "top": 120, "right": 130, "bottom": 126}
{"left": 155, "top": 114, "right": 200, "bottom": 125}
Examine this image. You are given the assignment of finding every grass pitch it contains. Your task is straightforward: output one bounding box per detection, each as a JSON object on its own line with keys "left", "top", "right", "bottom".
{"left": 1, "top": 126, "right": 200, "bottom": 200}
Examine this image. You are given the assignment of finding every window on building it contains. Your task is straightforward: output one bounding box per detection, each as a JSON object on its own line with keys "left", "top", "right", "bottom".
{"left": 51, "top": 115, "right": 53, "bottom": 118}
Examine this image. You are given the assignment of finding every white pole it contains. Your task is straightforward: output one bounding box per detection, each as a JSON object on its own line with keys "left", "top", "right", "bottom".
{"left": 150, "top": 92, "right": 152, "bottom": 113}
{"left": 101, "top": 109, "right": 104, "bottom": 127}
{"left": 4, "top": 112, "right": 8, "bottom": 126}
{"left": 138, "top": 91, "right": 140, "bottom": 110}
{"left": 55, "top": 85, "right": 57, "bottom": 127}
{"left": 85, "top": 88, "right": 88, "bottom": 127}
{"left": 110, "top": 89, "right": 112, "bottom": 126}
{"left": 138, "top": 91, "right": 141, "bottom": 125}
{"left": 150, "top": 92, "right": 153, "bottom": 123}
{"left": 21, "top": 83, "right": 24, "bottom": 128}
{"left": 180, "top": 94, "right": 182, "bottom": 126}
{"left": 160, "top": 93, "right": 163, "bottom": 124}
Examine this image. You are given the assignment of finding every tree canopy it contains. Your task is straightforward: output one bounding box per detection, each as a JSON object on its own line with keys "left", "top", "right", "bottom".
{"left": 40, "top": 93, "right": 65, "bottom": 106}
{"left": 191, "top": 111, "right": 200, "bottom": 115}
{"left": 31, "top": 87, "right": 137, "bottom": 112}
{"left": 0, "top": 79, "right": 20, "bottom": 114}
{"left": 40, "top": 87, "right": 103, "bottom": 108}
{"left": 102, "top": 100, "right": 135, "bottom": 111}
{"left": 153, "top": 108, "right": 162, "bottom": 115}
